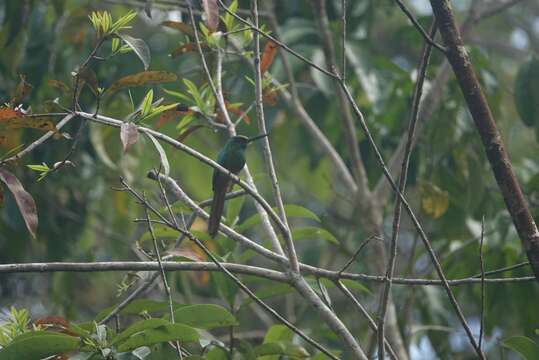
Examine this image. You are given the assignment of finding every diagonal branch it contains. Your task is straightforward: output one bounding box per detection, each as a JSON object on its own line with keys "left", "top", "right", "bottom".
{"left": 377, "top": 20, "right": 437, "bottom": 360}
{"left": 429, "top": 0, "right": 539, "bottom": 283}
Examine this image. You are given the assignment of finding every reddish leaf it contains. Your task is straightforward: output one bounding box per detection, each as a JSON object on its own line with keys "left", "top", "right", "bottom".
{"left": 0, "top": 168, "right": 38, "bottom": 239}
{"left": 202, "top": 0, "right": 219, "bottom": 32}
{"left": 177, "top": 125, "right": 204, "bottom": 142}
{"left": 161, "top": 21, "right": 194, "bottom": 37}
{"left": 226, "top": 101, "right": 251, "bottom": 124}
{"left": 120, "top": 122, "right": 139, "bottom": 152}
{"left": 263, "top": 89, "right": 278, "bottom": 106}
{"left": 34, "top": 316, "right": 78, "bottom": 336}
{"left": 0, "top": 107, "right": 22, "bottom": 121}
{"left": 170, "top": 43, "right": 198, "bottom": 58}
{"left": 156, "top": 108, "right": 192, "bottom": 128}
{"left": 260, "top": 41, "right": 278, "bottom": 74}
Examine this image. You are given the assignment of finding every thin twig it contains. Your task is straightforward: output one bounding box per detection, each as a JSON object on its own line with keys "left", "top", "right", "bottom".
{"left": 377, "top": 19, "right": 437, "bottom": 360}
{"left": 392, "top": 0, "right": 446, "bottom": 53}
{"left": 336, "top": 281, "right": 398, "bottom": 360}
{"left": 251, "top": 0, "right": 298, "bottom": 273}
{"left": 338, "top": 235, "right": 379, "bottom": 276}
{"left": 341, "top": 0, "right": 347, "bottom": 81}
{"left": 142, "top": 192, "right": 182, "bottom": 359}
{"left": 479, "top": 216, "right": 486, "bottom": 352}
{"left": 0, "top": 261, "right": 534, "bottom": 285}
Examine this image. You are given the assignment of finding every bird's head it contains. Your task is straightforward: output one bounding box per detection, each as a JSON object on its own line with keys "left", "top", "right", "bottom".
{"left": 229, "top": 133, "right": 268, "bottom": 149}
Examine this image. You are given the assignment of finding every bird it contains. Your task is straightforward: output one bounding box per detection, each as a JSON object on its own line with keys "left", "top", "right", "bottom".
{"left": 208, "top": 133, "right": 268, "bottom": 237}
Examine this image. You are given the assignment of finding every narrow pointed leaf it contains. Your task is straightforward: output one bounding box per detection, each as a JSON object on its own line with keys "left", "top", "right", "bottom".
{"left": 0, "top": 168, "right": 38, "bottom": 239}
{"left": 161, "top": 21, "right": 194, "bottom": 36}
{"left": 145, "top": 132, "right": 170, "bottom": 175}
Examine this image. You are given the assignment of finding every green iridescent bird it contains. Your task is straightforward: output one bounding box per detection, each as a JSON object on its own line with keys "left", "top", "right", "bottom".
{"left": 208, "top": 134, "right": 268, "bottom": 237}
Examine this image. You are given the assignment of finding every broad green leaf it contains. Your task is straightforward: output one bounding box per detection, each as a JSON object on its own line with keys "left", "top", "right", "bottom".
{"left": 291, "top": 226, "right": 339, "bottom": 245}
{"left": 238, "top": 204, "right": 319, "bottom": 232}
{"left": 145, "top": 132, "right": 170, "bottom": 175}
{"left": 206, "top": 347, "right": 228, "bottom": 360}
{"left": 255, "top": 342, "right": 309, "bottom": 358}
{"left": 108, "top": 71, "right": 178, "bottom": 92}
{"left": 0, "top": 333, "right": 80, "bottom": 360}
{"left": 514, "top": 56, "right": 539, "bottom": 127}
{"left": 502, "top": 336, "right": 539, "bottom": 360}
{"left": 173, "top": 304, "right": 237, "bottom": 330}
{"left": 116, "top": 324, "right": 198, "bottom": 352}
{"left": 111, "top": 318, "right": 169, "bottom": 346}
{"left": 119, "top": 34, "right": 151, "bottom": 70}
{"left": 263, "top": 324, "right": 293, "bottom": 343}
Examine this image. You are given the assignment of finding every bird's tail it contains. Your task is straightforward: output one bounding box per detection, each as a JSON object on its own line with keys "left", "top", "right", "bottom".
{"left": 208, "top": 184, "right": 227, "bottom": 238}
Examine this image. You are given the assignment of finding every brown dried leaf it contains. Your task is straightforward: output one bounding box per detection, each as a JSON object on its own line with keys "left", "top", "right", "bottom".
{"left": 0, "top": 168, "right": 38, "bottom": 238}
{"left": 11, "top": 75, "right": 33, "bottom": 104}
{"left": 203, "top": 0, "right": 219, "bottom": 32}
{"left": 260, "top": 41, "right": 278, "bottom": 74}
{"left": 156, "top": 108, "right": 191, "bottom": 128}
{"left": 5, "top": 117, "right": 55, "bottom": 132}
{"left": 170, "top": 43, "right": 198, "bottom": 58}
{"left": 161, "top": 21, "right": 194, "bottom": 37}
{"left": 48, "top": 79, "right": 71, "bottom": 94}
{"left": 0, "top": 107, "right": 21, "bottom": 121}
{"left": 109, "top": 71, "right": 178, "bottom": 93}
{"left": 120, "top": 122, "right": 139, "bottom": 153}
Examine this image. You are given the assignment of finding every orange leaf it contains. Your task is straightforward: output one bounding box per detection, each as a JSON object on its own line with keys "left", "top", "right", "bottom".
{"left": 170, "top": 43, "right": 198, "bottom": 58}
{"left": 225, "top": 102, "right": 251, "bottom": 124}
{"left": 0, "top": 107, "right": 21, "bottom": 121}
{"left": 156, "top": 106, "right": 192, "bottom": 128}
{"left": 260, "top": 41, "right": 278, "bottom": 74}
{"left": 34, "top": 316, "right": 78, "bottom": 336}
{"left": 263, "top": 89, "right": 278, "bottom": 106}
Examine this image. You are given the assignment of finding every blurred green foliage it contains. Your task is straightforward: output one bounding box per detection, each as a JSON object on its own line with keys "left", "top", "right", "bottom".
{"left": 1, "top": 0, "right": 539, "bottom": 359}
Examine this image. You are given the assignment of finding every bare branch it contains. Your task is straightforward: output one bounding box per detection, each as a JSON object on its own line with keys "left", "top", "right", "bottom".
{"left": 377, "top": 20, "right": 437, "bottom": 360}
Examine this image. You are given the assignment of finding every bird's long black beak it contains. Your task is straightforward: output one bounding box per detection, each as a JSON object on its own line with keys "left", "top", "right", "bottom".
{"left": 247, "top": 133, "right": 269, "bottom": 143}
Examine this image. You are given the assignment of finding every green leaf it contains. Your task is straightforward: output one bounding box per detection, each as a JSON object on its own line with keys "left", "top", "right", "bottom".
{"left": 119, "top": 34, "right": 151, "bottom": 70}
{"left": 514, "top": 56, "right": 539, "bottom": 127}
{"left": 141, "top": 89, "right": 154, "bottom": 117}
{"left": 255, "top": 342, "right": 309, "bottom": 359}
{"left": 263, "top": 324, "right": 293, "bottom": 343}
{"left": 502, "top": 336, "right": 539, "bottom": 360}
{"left": 206, "top": 346, "right": 228, "bottom": 360}
{"left": 111, "top": 318, "right": 169, "bottom": 346}
{"left": 238, "top": 205, "right": 319, "bottom": 232}
{"left": 173, "top": 304, "right": 238, "bottom": 330}
{"left": 115, "top": 324, "right": 199, "bottom": 352}
{"left": 145, "top": 132, "right": 170, "bottom": 175}
{"left": 26, "top": 164, "right": 50, "bottom": 172}
{"left": 291, "top": 226, "right": 339, "bottom": 244}
{"left": 0, "top": 333, "right": 80, "bottom": 360}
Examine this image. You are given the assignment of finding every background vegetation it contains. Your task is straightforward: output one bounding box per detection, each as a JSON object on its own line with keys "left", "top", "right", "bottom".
{"left": 0, "top": 0, "right": 538, "bottom": 359}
